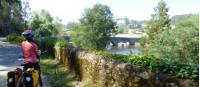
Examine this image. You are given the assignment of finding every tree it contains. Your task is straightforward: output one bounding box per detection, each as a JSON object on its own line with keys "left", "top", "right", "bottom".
{"left": 0, "top": 0, "right": 28, "bottom": 36}
{"left": 29, "top": 10, "right": 60, "bottom": 37}
{"left": 145, "top": 0, "right": 171, "bottom": 41}
{"left": 124, "top": 17, "right": 130, "bottom": 25}
{"left": 52, "top": 17, "right": 62, "bottom": 36}
{"left": 148, "top": 14, "right": 199, "bottom": 63}
{"left": 21, "top": 0, "right": 31, "bottom": 21}
{"left": 71, "top": 4, "right": 117, "bottom": 50}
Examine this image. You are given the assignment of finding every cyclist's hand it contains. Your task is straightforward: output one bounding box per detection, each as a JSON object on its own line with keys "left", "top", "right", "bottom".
{"left": 37, "top": 50, "right": 41, "bottom": 55}
{"left": 36, "top": 58, "right": 40, "bottom": 63}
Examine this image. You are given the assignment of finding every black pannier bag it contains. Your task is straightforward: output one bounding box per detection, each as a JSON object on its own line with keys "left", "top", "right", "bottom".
{"left": 7, "top": 71, "right": 16, "bottom": 87}
{"left": 23, "top": 72, "right": 34, "bottom": 87}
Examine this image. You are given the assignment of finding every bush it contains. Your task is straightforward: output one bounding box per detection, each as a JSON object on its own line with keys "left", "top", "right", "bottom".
{"left": 54, "top": 40, "right": 74, "bottom": 49}
{"left": 146, "top": 15, "right": 199, "bottom": 63}
{"left": 34, "top": 37, "right": 56, "bottom": 56}
{"left": 97, "top": 51, "right": 198, "bottom": 80}
{"left": 128, "top": 55, "right": 163, "bottom": 71}
{"left": 96, "top": 51, "right": 130, "bottom": 61}
{"left": 139, "top": 36, "right": 148, "bottom": 47}
{"left": 6, "top": 33, "right": 24, "bottom": 45}
{"left": 157, "top": 58, "right": 198, "bottom": 80}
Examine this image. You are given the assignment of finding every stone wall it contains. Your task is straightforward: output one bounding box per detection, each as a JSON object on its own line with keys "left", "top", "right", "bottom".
{"left": 54, "top": 48, "right": 198, "bottom": 87}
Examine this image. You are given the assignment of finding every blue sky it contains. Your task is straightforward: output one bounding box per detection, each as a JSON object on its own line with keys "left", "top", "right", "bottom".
{"left": 27, "top": 0, "right": 199, "bottom": 24}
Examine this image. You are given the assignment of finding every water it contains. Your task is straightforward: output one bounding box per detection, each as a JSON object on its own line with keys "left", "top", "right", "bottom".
{"left": 106, "top": 46, "right": 142, "bottom": 55}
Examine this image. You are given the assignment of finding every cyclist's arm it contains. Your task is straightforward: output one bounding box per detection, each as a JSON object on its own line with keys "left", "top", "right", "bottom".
{"left": 34, "top": 43, "right": 39, "bottom": 59}
{"left": 21, "top": 42, "right": 25, "bottom": 59}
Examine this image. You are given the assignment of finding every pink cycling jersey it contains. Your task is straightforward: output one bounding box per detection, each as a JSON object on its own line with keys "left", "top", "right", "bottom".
{"left": 21, "top": 41, "right": 38, "bottom": 63}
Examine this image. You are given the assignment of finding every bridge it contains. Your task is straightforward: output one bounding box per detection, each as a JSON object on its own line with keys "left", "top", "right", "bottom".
{"left": 109, "top": 37, "right": 139, "bottom": 46}
{"left": 109, "top": 34, "right": 144, "bottom": 46}
{"left": 51, "top": 33, "right": 145, "bottom": 46}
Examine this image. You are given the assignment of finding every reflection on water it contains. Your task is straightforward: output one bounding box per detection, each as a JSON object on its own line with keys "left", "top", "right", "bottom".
{"left": 105, "top": 46, "right": 142, "bottom": 55}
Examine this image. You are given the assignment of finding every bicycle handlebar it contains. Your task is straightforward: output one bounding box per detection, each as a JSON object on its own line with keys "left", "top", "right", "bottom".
{"left": 21, "top": 64, "right": 26, "bottom": 66}
{"left": 18, "top": 56, "right": 24, "bottom": 58}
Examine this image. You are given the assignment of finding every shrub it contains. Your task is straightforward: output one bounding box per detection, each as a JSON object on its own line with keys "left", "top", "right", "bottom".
{"left": 34, "top": 37, "right": 56, "bottom": 56}
{"left": 157, "top": 58, "right": 198, "bottom": 80}
{"left": 128, "top": 55, "right": 164, "bottom": 71}
{"left": 54, "top": 40, "right": 74, "bottom": 49}
{"left": 145, "top": 15, "right": 199, "bottom": 63}
{"left": 96, "top": 51, "right": 130, "bottom": 61}
{"left": 97, "top": 51, "right": 198, "bottom": 80}
{"left": 6, "top": 33, "right": 24, "bottom": 45}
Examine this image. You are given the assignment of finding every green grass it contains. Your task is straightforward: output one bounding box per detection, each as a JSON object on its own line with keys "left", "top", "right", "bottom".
{"left": 83, "top": 82, "right": 94, "bottom": 87}
{"left": 40, "top": 55, "right": 79, "bottom": 87}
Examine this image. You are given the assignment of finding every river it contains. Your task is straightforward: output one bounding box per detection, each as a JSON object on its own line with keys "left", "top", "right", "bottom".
{"left": 105, "top": 46, "right": 142, "bottom": 55}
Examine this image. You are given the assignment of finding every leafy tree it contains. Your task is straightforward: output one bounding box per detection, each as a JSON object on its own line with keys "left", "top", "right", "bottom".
{"left": 117, "top": 24, "right": 129, "bottom": 33}
{"left": 129, "top": 20, "right": 142, "bottom": 29}
{"left": 124, "top": 17, "right": 130, "bottom": 25}
{"left": 145, "top": 0, "right": 171, "bottom": 41}
{"left": 71, "top": 4, "right": 117, "bottom": 50}
{"left": 148, "top": 15, "right": 199, "bottom": 63}
{"left": 52, "top": 17, "right": 62, "bottom": 36}
{"left": 29, "top": 10, "right": 60, "bottom": 37}
{"left": 0, "top": 0, "right": 29, "bottom": 36}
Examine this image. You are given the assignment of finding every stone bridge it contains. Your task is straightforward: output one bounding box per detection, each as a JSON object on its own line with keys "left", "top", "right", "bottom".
{"left": 109, "top": 37, "right": 139, "bottom": 46}
{"left": 109, "top": 34, "right": 144, "bottom": 46}
{"left": 51, "top": 34, "right": 144, "bottom": 46}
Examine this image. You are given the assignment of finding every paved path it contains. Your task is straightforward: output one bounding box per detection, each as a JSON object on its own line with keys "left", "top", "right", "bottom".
{"left": 0, "top": 37, "right": 50, "bottom": 87}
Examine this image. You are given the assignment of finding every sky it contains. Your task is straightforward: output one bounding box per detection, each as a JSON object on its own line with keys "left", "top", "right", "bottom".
{"left": 27, "top": 0, "right": 199, "bottom": 24}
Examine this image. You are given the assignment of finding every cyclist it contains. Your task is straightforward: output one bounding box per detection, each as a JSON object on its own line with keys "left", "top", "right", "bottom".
{"left": 21, "top": 28, "right": 43, "bottom": 87}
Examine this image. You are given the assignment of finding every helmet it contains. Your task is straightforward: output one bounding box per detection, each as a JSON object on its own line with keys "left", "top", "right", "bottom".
{"left": 22, "top": 29, "right": 34, "bottom": 38}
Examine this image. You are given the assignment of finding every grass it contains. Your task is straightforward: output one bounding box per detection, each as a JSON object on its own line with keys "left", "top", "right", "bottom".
{"left": 39, "top": 55, "right": 80, "bottom": 87}
{"left": 83, "top": 82, "right": 94, "bottom": 87}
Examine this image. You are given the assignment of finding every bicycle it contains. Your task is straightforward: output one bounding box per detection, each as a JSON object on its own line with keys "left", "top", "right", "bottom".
{"left": 7, "top": 57, "right": 42, "bottom": 87}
